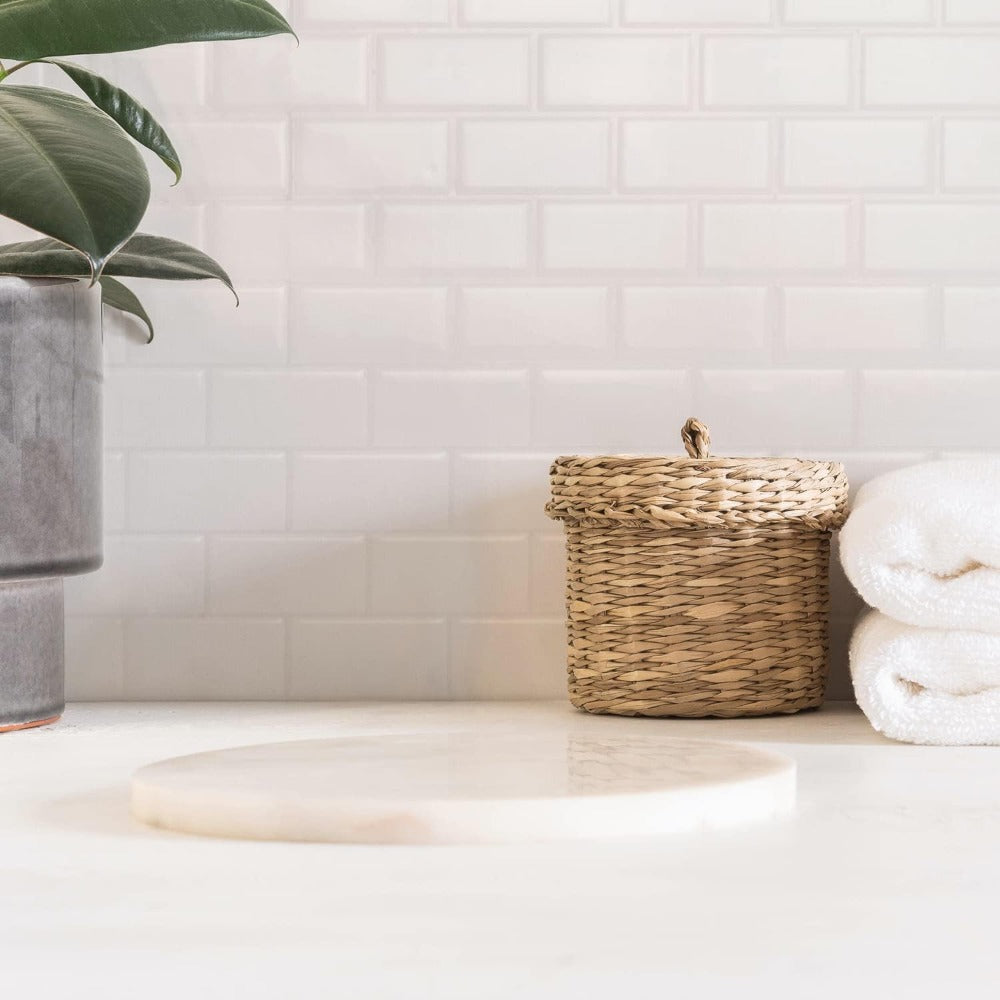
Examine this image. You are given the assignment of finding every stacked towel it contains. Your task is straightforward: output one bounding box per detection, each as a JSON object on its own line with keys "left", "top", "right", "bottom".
{"left": 840, "top": 461, "right": 1000, "bottom": 745}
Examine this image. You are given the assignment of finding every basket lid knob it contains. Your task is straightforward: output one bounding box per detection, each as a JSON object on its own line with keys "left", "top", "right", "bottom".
{"left": 681, "top": 417, "right": 711, "bottom": 459}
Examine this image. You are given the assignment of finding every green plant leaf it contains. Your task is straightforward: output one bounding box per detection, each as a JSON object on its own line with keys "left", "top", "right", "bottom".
{"left": 0, "top": 0, "right": 294, "bottom": 59}
{"left": 99, "top": 275, "right": 154, "bottom": 343}
{"left": 0, "top": 233, "right": 238, "bottom": 302}
{"left": 44, "top": 60, "right": 181, "bottom": 183}
{"left": 0, "top": 85, "right": 149, "bottom": 279}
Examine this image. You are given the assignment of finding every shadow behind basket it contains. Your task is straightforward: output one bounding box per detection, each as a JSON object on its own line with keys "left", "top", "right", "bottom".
{"left": 545, "top": 419, "right": 849, "bottom": 719}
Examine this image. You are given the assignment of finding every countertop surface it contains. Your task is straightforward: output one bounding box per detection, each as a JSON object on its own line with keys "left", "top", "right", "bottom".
{"left": 3, "top": 701, "right": 997, "bottom": 999}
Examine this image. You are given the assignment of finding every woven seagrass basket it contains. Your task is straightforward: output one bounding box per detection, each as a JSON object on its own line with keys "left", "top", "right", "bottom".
{"left": 545, "top": 418, "right": 849, "bottom": 718}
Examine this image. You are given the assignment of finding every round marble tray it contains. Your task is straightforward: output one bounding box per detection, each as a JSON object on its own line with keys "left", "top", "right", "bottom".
{"left": 130, "top": 732, "right": 796, "bottom": 845}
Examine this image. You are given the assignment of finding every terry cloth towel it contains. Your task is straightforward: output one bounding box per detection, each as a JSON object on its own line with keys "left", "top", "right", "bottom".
{"left": 839, "top": 460, "right": 1000, "bottom": 632}
{"left": 850, "top": 609, "right": 1000, "bottom": 745}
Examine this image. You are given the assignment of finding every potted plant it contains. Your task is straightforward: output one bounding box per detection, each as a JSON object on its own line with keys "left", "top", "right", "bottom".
{"left": 0, "top": 0, "right": 294, "bottom": 731}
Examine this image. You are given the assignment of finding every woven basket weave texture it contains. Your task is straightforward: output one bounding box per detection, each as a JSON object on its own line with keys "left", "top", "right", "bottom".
{"left": 546, "top": 419, "right": 849, "bottom": 718}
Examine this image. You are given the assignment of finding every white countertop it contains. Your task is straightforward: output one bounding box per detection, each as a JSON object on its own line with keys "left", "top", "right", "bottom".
{"left": 4, "top": 701, "right": 997, "bottom": 999}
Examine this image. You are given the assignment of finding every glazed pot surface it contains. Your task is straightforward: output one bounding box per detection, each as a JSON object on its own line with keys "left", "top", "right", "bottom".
{"left": 0, "top": 277, "right": 103, "bottom": 579}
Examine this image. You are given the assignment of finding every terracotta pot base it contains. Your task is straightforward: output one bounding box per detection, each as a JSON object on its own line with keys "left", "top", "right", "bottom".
{"left": 0, "top": 714, "right": 60, "bottom": 734}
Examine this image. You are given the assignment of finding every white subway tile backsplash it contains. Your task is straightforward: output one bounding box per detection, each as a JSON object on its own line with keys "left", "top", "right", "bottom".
{"left": 542, "top": 203, "right": 688, "bottom": 270}
{"left": 373, "top": 371, "right": 529, "bottom": 446}
{"left": 294, "top": 121, "right": 448, "bottom": 194}
{"left": 128, "top": 453, "right": 287, "bottom": 532}
{"left": 461, "top": 120, "right": 609, "bottom": 190}
{"left": 703, "top": 37, "right": 851, "bottom": 108}
{"left": 943, "top": 288, "right": 1000, "bottom": 349}
{"left": 541, "top": 36, "right": 689, "bottom": 108}
{"left": 783, "top": 120, "right": 930, "bottom": 189}
{"left": 64, "top": 4, "right": 1000, "bottom": 705}
{"left": 291, "top": 287, "right": 448, "bottom": 364}
{"left": 450, "top": 620, "right": 566, "bottom": 699}
{"left": 381, "top": 203, "right": 529, "bottom": 270}
{"left": 291, "top": 453, "right": 449, "bottom": 531}
{"left": 533, "top": 371, "right": 690, "bottom": 450}
{"left": 124, "top": 618, "right": 286, "bottom": 699}
{"left": 703, "top": 203, "right": 849, "bottom": 270}
{"left": 459, "top": 287, "right": 609, "bottom": 350}
{"left": 624, "top": 0, "right": 770, "bottom": 24}
{"left": 381, "top": 36, "right": 530, "bottom": 107}
{"left": 289, "top": 619, "right": 448, "bottom": 699}
{"left": 463, "top": 0, "right": 610, "bottom": 23}
{"left": 371, "top": 536, "right": 530, "bottom": 615}
{"left": 210, "top": 371, "right": 367, "bottom": 447}
{"left": 943, "top": 120, "right": 1000, "bottom": 189}
{"left": 865, "top": 38, "right": 1000, "bottom": 106}
{"left": 859, "top": 372, "right": 1000, "bottom": 448}
{"left": 104, "top": 370, "right": 207, "bottom": 448}
{"left": 209, "top": 536, "right": 366, "bottom": 615}
{"left": 866, "top": 205, "right": 1000, "bottom": 270}
{"left": 784, "top": 0, "right": 932, "bottom": 23}
{"left": 783, "top": 287, "right": 930, "bottom": 353}
{"left": 699, "top": 370, "right": 854, "bottom": 450}
{"left": 622, "top": 120, "right": 769, "bottom": 190}
{"left": 622, "top": 286, "right": 769, "bottom": 353}
{"left": 213, "top": 36, "right": 366, "bottom": 107}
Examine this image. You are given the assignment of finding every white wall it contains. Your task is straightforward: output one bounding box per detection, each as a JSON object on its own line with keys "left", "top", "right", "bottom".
{"left": 28, "top": 0, "right": 1000, "bottom": 701}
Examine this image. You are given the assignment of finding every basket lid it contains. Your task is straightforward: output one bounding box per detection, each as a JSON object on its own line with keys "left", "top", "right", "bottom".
{"left": 546, "top": 418, "right": 848, "bottom": 531}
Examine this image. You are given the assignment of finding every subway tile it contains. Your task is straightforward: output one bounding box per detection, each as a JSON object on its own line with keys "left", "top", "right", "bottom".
{"left": 68, "top": 46, "right": 206, "bottom": 112}
{"left": 703, "top": 203, "right": 849, "bottom": 270}
{"left": 452, "top": 453, "right": 554, "bottom": 532}
{"left": 291, "top": 287, "right": 448, "bottom": 364}
{"left": 381, "top": 203, "right": 529, "bottom": 270}
{"left": 289, "top": 619, "right": 448, "bottom": 699}
{"left": 381, "top": 36, "right": 530, "bottom": 107}
{"left": 944, "top": 288, "right": 1000, "bottom": 349}
{"left": 450, "top": 619, "right": 566, "bottom": 699}
{"left": 699, "top": 370, "right": 854, "bottom": 450}
{"left": 128, "top": 453, "right": 287, "bottom": 532}
{"left": 859, "top": 371, "right": 1000, "bottom": 448}
{"left": 65, "top": 617, "right": 125, "bottom": 700}
{"left": 291, "top": 453, "right": 450, "bottom": 531}
{"left": 463, "top": 0, "right": 610, "bottom": 22}
{"left": 784, "top": 0, "right": 932, "bottom": 22}
{"left": 370, "top": 536, "right": 530, "bottom": 615}
{"left": 622, "top": 119, "right": 769, "bottom": 190}
{"left": 119, "top": 285, "right": 286, "bottom": 367}
{"left": 124, "top": 618, "right": 286, "bottom": 699}
{"left": 104, "top": 453, "right": 126, "bottom": 532}
{"left": 624, "top": 0, "right": 771, "bottom": 23}
{"left": 865, "top": 205, "right": 1000, "bottom": 270}
{"left": 294, "top": 121, "right": 448, "bottom": 194}
{"left": 461, "top": 120, "right": 609, "bottom": 190}
{"left": 459, "top": 287, "right": 609, "bottom": 350}
{"left": 784, "top": 120, "right": 929, "bottom": 189}
{"left": 64, "top": 536, "right": 205, "bottom": 616}
{"left": 210, "top": 371, "right": 367, "bottom": 447}
{"left": 946, "top": 0, "right": 1000, "bottom": 21}
{"left": 943, "top": 120, "right": 1000, "bottom": 189}
{"left": 703, "top": 37, "right": 850, "bottom": 107}
{"left": 542, "top": 203, "right": 688, "bottom": 270}
{"left": 783, "top": 287, "right": 930, "bottom": 353}
{"left": 622, "top": 286, "right": 769, "bottom": 352}
{"left": 533, "top": 371, "right": 690, "bottom": 451}
{"left": 374, "top": 371, "right": 529, "bottom": 446}
{"left": 209, "top": 204, "right": 366, "bottom": 284}
{"left": 301, "top": 0, "right": 448, "bottom": 22}
{"left": 213, "top": 36, "right": 365, "bottom": 107}
{"left": 542, "top": 36, "right": 688, "bottom": 107}
{"left": 865, "top": 37, "right": 1000, "bottom": 105}
{"left": 103, "top": 370, "right": 206, "bottom": 448}
{"left": 530, "top": 534, "right": 567, "bottom": 617}
{"left": 209, "top": 536, "right": 366, "bottom": 615}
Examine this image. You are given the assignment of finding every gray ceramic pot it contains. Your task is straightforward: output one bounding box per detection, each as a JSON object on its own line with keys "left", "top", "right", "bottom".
{"left": 0, "top": 277, "right": 102, "bottom": 731}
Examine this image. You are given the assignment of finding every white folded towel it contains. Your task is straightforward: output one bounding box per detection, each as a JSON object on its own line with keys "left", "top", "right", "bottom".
{"left": 851, "top": 610, "right": 1000, "bottom": 745}
{"left": 840, "top": 460, "right": 1000, "bottom": 631}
